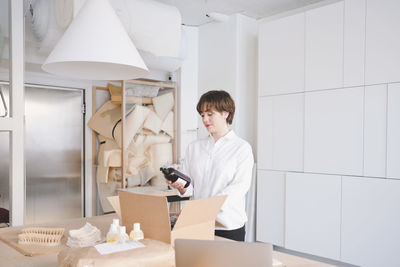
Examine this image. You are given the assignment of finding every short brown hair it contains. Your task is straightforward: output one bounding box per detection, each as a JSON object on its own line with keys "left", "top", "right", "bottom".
{"left": 196, "top": 90, "right": 235, "bottom": 124}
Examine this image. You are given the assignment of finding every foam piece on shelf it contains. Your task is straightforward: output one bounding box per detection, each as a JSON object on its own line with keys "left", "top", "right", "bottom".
{"left": 127, "top": 174, "right": 142, "bottom": 187}
{"left": 97, "top": 181, "right": 121, "bottom": 213}
{"left": 113, "top": 105, "right": 150, "bottom": 148}
{"left": 127, "top": 155, "right": 148, "bottom": 176}
{"left": 146, "top": 143, "right": 172, "bottom": 184}
{"left": 97, "top": 136, "right": 120, "bottom": 184}
{"left": 143, "top": 109, "right": 163, "bottom": 134}
{"left": 108, "top": 167, "right": 122, "bottom": 182}
{"left": 88, "top": 101, "right": 122, "bottom": 140}
{"left": 128, "top": 133, "right": 171, "bottom": 156}
{"left": 103, "top": 149, "right": 122, "bottom": 167}
{"left": 152, "top": 92, "right": 174, "bottom": 120}
{"left": 161, "top": 111, "right": 174, "bottom": 137}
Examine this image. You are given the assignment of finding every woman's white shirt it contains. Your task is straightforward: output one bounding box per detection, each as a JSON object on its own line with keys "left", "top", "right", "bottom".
{"left": 182, "top": 130, "right": 254, "bottom": 230}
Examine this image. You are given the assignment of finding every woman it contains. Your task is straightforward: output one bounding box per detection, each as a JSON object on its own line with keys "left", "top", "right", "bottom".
{"left": 167, "top": 90, "right": 254, "bottom": 241}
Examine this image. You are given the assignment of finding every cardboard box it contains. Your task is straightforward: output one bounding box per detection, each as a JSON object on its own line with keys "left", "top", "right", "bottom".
{"left": 117, "top": 191, "right": 226, "bottom": 244}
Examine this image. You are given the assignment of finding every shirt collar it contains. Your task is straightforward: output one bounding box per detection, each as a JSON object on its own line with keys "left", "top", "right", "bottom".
{"left": 207, "top": 130, "right": 235, "bottom": 145}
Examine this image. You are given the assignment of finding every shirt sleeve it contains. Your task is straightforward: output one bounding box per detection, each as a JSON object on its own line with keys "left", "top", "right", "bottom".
{"left": 178, "top": 144, "right": 193, "bottom": 197}
{"left": 218, "top": 143, "right": 254, "bottom": 208}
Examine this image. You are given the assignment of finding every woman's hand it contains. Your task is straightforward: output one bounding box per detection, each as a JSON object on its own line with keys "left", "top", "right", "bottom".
{"left": 166, "top": 179, "right": 187, "bottom": 195}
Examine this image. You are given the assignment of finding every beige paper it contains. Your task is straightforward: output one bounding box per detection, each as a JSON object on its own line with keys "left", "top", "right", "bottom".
{"left": 103, "top": 149, "right": 122, "bottom": 167}
{"left": 97, "top": 181, "right": 121, "bottom": 213}
{"left": 97, "top": 136, "right": 120, "bottom": 183}
{"left": 127, "top": 174, "right": 142, "bottom": 187}
{"left": 113, "top": 105, "right": 150, "bottom": 148}
{"left": 107, "top": 83, "right": 121, "bottom": 97}
{"left": 143, "top": 109, "right": 163, "bottom": 134}
{"left": 146, "top": 143, "right": 173, "bottom": 182}
{"left": 161, "top": 111, "right": 174, "bottom": 138}
{"left": 127, "top": 155, "right": 148, "bottom": 176}
{"left": 128, "top": 133, "right": 171, "bottom": 156}
{"left": 88, "top": 101, "right": 126, "bottom": 140}
{"left": 96, "top": 165, "right": 109, "bottom": 184}
{"left": 152, "top": 92, "right": 174, "bottom": 120}
{"left": 106, "top": 196, "right": 121, "bottom": 218}
{"left": 108, "top": 167, "right": 122, "bottom": 182}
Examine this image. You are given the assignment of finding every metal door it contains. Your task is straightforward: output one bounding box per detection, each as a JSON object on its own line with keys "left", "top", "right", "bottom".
{"left": 0, "top": 84, "right": 85, "bottom": 224}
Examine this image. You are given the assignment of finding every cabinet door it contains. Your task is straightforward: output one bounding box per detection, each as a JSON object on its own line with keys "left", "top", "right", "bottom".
{"left": 344, "top": 0, "right": 366, "bottom": 87}
{"left": 256, "top": 170, "right": 285, "bottom": 246}
{"left": 304, "top": 87, "right": 364, "bottom": 175}
{"left": 258, "top": 97, "right": 273, "bottom": 170}
{"left": 285, "top": 172, "right": 341, "bottom": 260}
{"left": 387, "top": 83, "right": 400, "bottom": 179}
{"left": 365, "top": 0, "right": 400, "bottom": 84}
{"left": 341, "top": 176, "right": 400, "bottom": 267}
{"left": 364, "top": 85, "right": 387, "bottom": 178}
{"left": 272, "top": 94, "right": 304, "bottom": 171}
{"left": 305, "top": 2, "right": 344, "bottom": 91}
{"left": 258, "top": 13, "right": 304, "bottom": 96}
{"left": 258, "top": 94, "right": 304, "bottom": 171}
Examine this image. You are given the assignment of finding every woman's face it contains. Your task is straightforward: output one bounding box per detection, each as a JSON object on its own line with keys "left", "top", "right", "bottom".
{"left": 200, "top": 106, "right": 229, "bottom": 135}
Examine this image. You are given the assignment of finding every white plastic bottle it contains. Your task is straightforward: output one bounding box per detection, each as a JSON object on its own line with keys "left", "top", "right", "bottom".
{"left": 106, "top": 224, "right": 119, "bottom": 243}
{"left": 112, "top": 218, "right": 120, "bottom": 227}
{"left": 117, "top": 226, "right": 129, "bottom": 242}
{"left": 129, "top": 223, "right": 144, "bottom": 241}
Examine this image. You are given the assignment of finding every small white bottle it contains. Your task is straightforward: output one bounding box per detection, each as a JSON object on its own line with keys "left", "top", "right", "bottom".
{"left": 129, "top": 223, "right": 144, "bottom": 241}
{"left": 112, "top": 218, "right": 120, "bottom": 227}
{"left": 106, "top": 224, "right": 119, "bottom": 243}
{"left": 117, "top": 226, "right": 129, "bottom": 242}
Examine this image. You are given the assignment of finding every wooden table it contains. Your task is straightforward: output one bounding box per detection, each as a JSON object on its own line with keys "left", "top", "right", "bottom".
{"left": 0, "top": 215, "right": 336, "bottom": 267}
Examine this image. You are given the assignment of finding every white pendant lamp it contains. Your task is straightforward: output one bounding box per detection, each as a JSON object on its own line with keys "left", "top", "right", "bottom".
{"left": 42, "top": 0, "right": 149, "bottom": 80}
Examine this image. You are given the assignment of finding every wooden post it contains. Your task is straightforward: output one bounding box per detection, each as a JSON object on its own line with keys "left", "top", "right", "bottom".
{"left": 173, "top": 84, "right": 178, "bottom": 164}
{"left": 121, "top": 80, "right": 127, "bottom": 189}
{"left": 91, "top": 86, "right": 97, "bottom": 165}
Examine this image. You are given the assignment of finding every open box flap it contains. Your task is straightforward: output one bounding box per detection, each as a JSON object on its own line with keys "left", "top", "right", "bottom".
{"left": 118, "top": 191, "right": 171, "bottom": 243}
{"left": 173, "top": 195, "right": 227, "bottom": 230}
{"left": 107, "top": 196, "right": 121, "bottom": 218}
{"left": 170, "top": 221, "right": 215, "bottom": 244}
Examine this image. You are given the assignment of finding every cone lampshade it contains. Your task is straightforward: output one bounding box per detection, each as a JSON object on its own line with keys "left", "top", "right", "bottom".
{"left": 42, "top": 0, "right": 149, "bottom": 80}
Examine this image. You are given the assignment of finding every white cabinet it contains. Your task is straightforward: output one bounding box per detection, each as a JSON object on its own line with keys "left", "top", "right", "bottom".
{"left": 341, "top": 176, "right": 400, "bottom": 267}
{"left": 258, "top": 13, "right": 304, "bottom": 96}
{"left": 272, "top": 94, "right": 304, "bottom": 171}
{"left": 365, "top": 0, "right": 400, "bottom": 85}
{"left": 256, "top": 170, "right": 285, "bottom": 246}
{"left": 305, "top": 2, "right": 344, "bottom": 91}
{"left": 364, "top": 85, "right": 387, "bottom": 178}
{"left": 285, "top": 172, "right": 341, "bottom": 260}
{"left": 304, "top": 87, "right": 364, "bottom": 175}
{"left": 344, "top": 0, "right": 366, "bottom": 87}
{"left": 387, "top": 83, "right": 400, "bottom": 179}
{"left": 257, "top": 97, "right": 273, "bottom": 170}
{"left": 258, "top": 94, "right": 304, "bottom": 171}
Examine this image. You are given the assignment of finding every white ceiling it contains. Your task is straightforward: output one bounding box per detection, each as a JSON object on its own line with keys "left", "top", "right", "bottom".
{"left": 154, "top": 0, "right": 326, "bottom": 26}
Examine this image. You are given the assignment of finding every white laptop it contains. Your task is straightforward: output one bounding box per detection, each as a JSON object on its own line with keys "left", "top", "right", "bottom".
{"left": 175, "top": 239, "right": 273, "bottom": 267}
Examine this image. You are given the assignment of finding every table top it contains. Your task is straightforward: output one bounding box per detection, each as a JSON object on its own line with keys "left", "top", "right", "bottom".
{"left": 0, "top": 215, "right": 336, "bottom": 267}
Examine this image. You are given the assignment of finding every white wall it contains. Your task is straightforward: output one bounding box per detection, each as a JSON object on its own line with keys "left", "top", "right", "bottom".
{"left": 178, "top": 26, "right": 198, "bottom": 159}
{"left": 257, "top": 0, "right": 400, "bottom": 266}
{"left": 197, "top": 14, "right": 257, "bottom": 152}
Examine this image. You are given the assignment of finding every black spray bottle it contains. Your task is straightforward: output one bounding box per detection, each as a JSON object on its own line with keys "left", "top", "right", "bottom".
{"left": 160, "top": 167, "right": 191, "bottom": 188}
